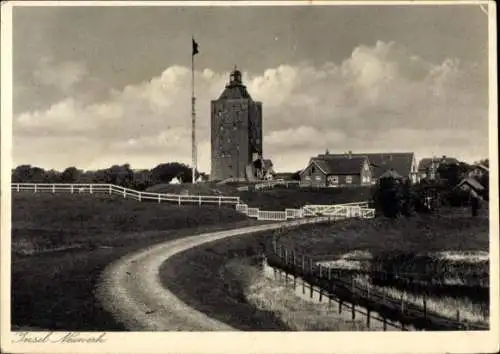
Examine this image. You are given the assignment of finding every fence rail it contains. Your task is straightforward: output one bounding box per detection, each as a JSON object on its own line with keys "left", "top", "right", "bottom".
{"left": 11, "top": 183, "right": 375, "bottom": 222}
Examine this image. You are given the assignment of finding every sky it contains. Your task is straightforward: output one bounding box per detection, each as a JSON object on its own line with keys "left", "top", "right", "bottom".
{"left": 11, "top": 3, "right": 491, "bottom": 173}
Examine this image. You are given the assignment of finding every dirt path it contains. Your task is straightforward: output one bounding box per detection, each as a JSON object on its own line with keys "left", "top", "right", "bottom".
{"left": 96, "top": 218, "right": 329, "bottom": 331}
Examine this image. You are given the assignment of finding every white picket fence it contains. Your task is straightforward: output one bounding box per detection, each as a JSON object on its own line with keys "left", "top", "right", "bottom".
{"left": 255, "top": 179, "right": 300, "bottom": 191}
{"left": 236, "top": 179, "right": 301, "bottom": 192}
{"left": 11, "top": 183, "right": 375, "bottom": 222}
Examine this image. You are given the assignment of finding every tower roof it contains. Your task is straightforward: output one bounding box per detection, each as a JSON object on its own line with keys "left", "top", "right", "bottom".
{"left": 218, "top": 66, "right": 253, "bottom": 100}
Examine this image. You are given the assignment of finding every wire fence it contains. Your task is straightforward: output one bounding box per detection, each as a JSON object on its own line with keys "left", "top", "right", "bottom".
{"left": 266, "top": 242, "right": 489, "bottom": 331}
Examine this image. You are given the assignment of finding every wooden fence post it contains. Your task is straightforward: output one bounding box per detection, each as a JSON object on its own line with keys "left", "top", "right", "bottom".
{"left": 423, "top": 295, "right": 427, "bottom": 319}
{"left": 16, "top": 184, "right": 20, "bottom": 192}
{"left": 178, "top": 195, "right": 181, "bottom": 205}
{"left": 138, "top": 193, "right": 141, "bottom": 202}
{"left": 401, "top": 294, "right": 405, "bottom": 314}
{"left": 310, "top": 283, "right": 313, "bottom": 298}
{"left": 366, "top": 309, "right": 371, "bottom": 328}
{"left": 123, "top": 190, "right": 126, "bottom": 198}
{"left": 456, "top": 309, "right": 460, "bottom": 322}
{"left": 218, "top": 196, "right": 222, "bottom": 207}
{"left": 109, "top": 185, "right": 112, "bottom": 194}
{"left": 319, "top": 289, "right": 323, "bottom": 302}
{"left": 351, "top": 303, "right": 355, "bottom": 320}
{"left": 339, "top": 300, "right": 342, "bottom": 314}
{"left": 71, "top": 185, "right": 74, "bottom": 194}
{"left": 302, "top": 278, "right": 305, "bottom": 294}
{"left": 90, "top": 185, "right": 93, "bottom": 194}
{"left": 34, "top": 184, "right": 37, "bottom": 193}
{"left": 52, "top": 185, "right": 55, "bottom": 193}
{"left": 383, "top": 317, "right": 387, "bottom": 331}
{"left": 158, "top": 194, "right": 161, "bottom": 203}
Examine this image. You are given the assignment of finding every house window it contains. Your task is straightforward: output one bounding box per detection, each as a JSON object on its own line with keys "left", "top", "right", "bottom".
{"left": 346, "top": 176, "right": 353, "bottom": 184}
{"left": 327, "top": 175, "right": 339, "bottom": 185}
{"left": 315, "top": 176, "right": 321, "bottom": 181}
{"left": 306, "top": 176, "right": 311, "bottom": 181}
{"left": 311, "top": 166, "right": 316, "bottom": 174}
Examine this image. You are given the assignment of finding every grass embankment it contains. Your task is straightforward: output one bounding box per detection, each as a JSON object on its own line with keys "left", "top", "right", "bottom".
{"left": 11, "top": 192, "right": 264, "bottom": 330}
{"left": 237, "top": 186, "right": 373, "bottom": 210}
{"left": 159, "top": 232, "right": 287, "bottom": 330}
{"left": 226, "top": 260, "right": 381, "bottom": 331}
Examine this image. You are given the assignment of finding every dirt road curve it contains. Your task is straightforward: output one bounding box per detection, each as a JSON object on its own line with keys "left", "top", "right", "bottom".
{"left": 96, "top": 218, "right": 329, "bottom": 331}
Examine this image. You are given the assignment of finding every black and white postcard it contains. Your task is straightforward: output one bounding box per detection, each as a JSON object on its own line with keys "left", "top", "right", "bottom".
{"left": 1, "top": 1, "right": 498, "bottom": 353}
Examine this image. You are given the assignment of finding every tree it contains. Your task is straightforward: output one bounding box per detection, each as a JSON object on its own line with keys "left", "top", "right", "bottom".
{"left": 131, "top": 169, "right": 153, "bottom": 191}
{"left": 60, "top": 167, "right": 82, "bottom": 183}
{"left": 400, "top": 178, "right": 413, "bottom": 216}
{"left": 437, "top": 161, "right": 470, "bottom": 188}
{"left": 475, "top": 158, "right": 489, "bottom": 168}
{"left": 11, "top": 165, "right": 48, "bottom": 183}
{"left": 374, "top": 176, "right": 403, "bottom": 218}
{"left": 12, "top": 165, "right": 34, "bottom": 182}
{"left": 150, "top": 162, "right": 197, "bottom": 184}
{"left": 103, "top": 164, "right": 134, "bottom": 187}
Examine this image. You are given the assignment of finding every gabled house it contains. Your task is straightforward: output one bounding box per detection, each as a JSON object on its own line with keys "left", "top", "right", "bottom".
{"left": 299, "top": 155, "right": 372, "bottom": 188}
{"left": 417, "top": 155, "right": 459, "bottom": 181}
{"left": 455, "top": 177, "right": 488, "bottom": 201}
{"left": 315, "top": 151, "right": 417, "bottom": 183}
{"left": 468, "top": 164, "right": 489, "bottom": 179}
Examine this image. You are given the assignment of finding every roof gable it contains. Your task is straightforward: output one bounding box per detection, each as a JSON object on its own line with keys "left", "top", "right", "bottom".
{"left": 299, "top": 159, "right": 328, "bottom": 176}
{"left": 308, "top": 156, "right": 367, "bottom": 175}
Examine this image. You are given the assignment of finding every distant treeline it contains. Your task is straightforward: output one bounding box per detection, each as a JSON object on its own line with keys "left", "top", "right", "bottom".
{"left": 11, "top": 163, "right": 209, "bottom": 191}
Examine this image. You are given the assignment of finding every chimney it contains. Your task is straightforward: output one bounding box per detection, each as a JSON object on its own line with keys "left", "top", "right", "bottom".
{"left": 348, "top": 150, "right": 352, "bottom": 159}
{"left": 325, "top": 148, "right": 330, "bottom": 155}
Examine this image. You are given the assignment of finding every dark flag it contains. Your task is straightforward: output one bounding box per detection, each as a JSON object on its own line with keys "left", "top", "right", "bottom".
{"left": 192, "top": 38, "right": 199, "bottom": 56}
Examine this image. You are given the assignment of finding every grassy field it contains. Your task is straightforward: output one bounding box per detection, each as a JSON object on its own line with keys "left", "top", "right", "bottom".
{"left": 12, "top": 192, "right": 251, "bottom": 255}
{"left": 144, "top": 182, "right": 237, "bottom": 196}
{"left": 11, "top": 192, "right": 267, "bottom": 330}
{"left": 237, "top": 185, "right": 373, "bottom": 210}
{"left": 274, "top": 207, "right": 489, "bottom": 258}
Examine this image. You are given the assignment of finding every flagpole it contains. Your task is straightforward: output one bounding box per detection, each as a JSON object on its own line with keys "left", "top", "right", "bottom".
{"left": 191, "top": 37, "right": 196, "bottom": 184}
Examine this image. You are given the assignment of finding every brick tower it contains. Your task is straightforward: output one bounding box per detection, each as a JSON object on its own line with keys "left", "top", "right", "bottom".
{"left": 210, "top": 67, "right": 263, "bottom": 181}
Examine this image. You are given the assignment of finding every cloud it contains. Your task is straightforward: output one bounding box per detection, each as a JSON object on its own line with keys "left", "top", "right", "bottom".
{"left": 13, "top": 41, "right": 489, "bottom": 172}
{"left": 33, "top": 57, "right": 87, "bottom": 92}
